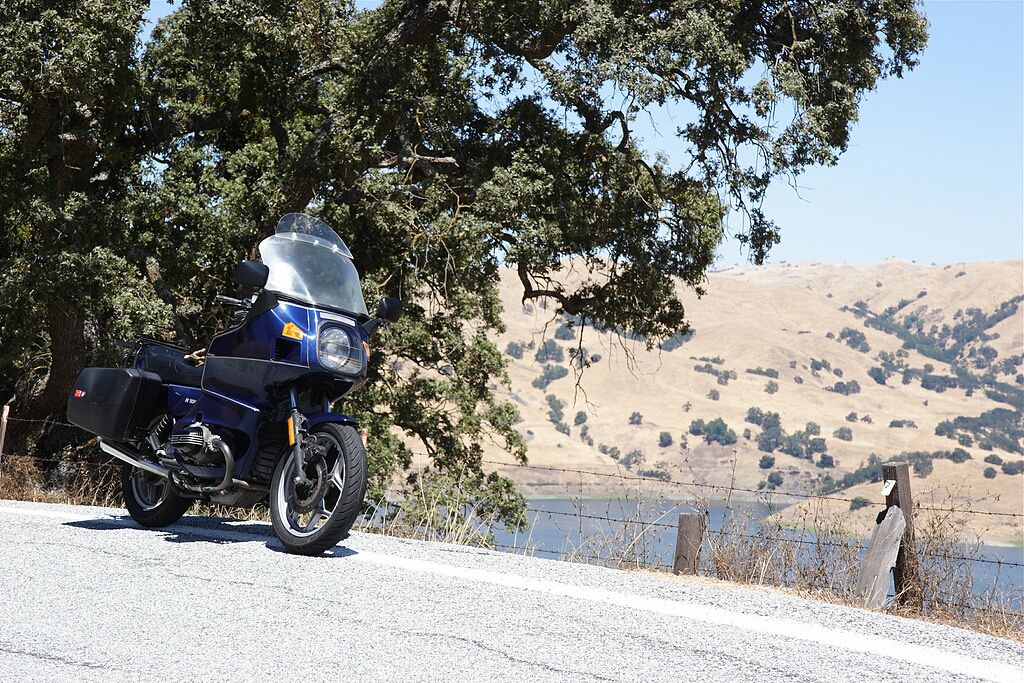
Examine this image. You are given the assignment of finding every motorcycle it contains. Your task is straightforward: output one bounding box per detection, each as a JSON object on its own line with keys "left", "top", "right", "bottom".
{"left": 67, "top": 213, "right": 402, "bottom": 555}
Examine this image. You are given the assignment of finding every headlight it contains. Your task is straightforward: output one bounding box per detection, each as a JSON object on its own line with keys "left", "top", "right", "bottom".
{"left": 317, "top": 325, "right": 363, "bottom": 374}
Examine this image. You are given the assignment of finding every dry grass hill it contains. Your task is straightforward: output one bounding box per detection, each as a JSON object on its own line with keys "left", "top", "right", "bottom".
{"left": 478, "top": 258, "right": 1024, "bottom": 545}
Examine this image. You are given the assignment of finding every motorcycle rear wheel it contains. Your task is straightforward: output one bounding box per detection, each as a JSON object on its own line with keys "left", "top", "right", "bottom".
{"left": 121, "top": 463, "right": 193, "bottom": 528}
{"left": 269, "top": 423, "right": 367, "bottom": 555}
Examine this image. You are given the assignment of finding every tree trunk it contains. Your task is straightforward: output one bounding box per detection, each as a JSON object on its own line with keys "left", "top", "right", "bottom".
{"left": 6, "top": 302, "right": 86, "bottom": 455}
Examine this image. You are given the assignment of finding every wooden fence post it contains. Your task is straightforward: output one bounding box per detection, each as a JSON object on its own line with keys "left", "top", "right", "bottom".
{"left": 673, "top": 512, "right": 705, "bottom": 575}
{"left": 882, "top": 462, "right": 922, "bottom": 608}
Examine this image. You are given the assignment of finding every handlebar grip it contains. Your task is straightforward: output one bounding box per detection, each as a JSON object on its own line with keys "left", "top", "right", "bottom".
{"left": 214, "top": 294, "right": 246, "bottom": 307}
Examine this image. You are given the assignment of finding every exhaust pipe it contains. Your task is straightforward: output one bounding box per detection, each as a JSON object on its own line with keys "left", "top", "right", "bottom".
{"left": 99, "top": 439, "right": 169, "bottom": 478}
{"left": 100, "top": 437, "right": 254, "bottom": 494}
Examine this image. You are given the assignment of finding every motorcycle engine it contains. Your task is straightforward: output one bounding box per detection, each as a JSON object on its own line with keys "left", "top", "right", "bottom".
{"left": 168, "top": 423, "right": 224, "bottom": 466}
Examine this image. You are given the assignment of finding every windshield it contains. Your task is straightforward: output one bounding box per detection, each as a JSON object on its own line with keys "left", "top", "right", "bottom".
{"left": 259, "top": 214, "right": 368, "bottom": 317}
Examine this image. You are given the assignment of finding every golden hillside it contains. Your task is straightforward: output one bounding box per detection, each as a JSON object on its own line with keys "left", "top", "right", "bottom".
{"left": 483, "top": 259, "right": 1024, "bottom": 544}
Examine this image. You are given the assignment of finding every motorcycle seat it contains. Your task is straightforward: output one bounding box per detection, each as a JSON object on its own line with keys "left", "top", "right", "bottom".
{"left": 143, "top": 345, "right": 204, "bottom": 387}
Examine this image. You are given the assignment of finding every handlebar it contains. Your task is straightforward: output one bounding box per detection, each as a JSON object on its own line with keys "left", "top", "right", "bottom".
{"left": 215, "top": 294, "right": 247, "bottom": 308}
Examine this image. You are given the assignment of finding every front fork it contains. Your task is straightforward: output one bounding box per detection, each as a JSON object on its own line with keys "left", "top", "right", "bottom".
{"left": 288, "top": 388, "right": 311, "bottom": 488}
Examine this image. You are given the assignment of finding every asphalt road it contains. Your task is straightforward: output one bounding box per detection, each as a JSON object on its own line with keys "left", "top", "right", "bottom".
{"left": 1, "top": 500, "right": 1020, "bottom": 683}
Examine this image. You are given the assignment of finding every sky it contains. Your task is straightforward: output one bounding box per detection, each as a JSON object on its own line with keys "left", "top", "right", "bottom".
{"left": 142, "top": 1, "right": 1023, "bottom": 267}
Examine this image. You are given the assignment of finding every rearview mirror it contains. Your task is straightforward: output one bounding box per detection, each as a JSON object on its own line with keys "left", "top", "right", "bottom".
{"left": 375, "top": 297, "right": 403, "bottom": 323}
{"left": 235, "top": 260, "right": 269, "bottom": 288}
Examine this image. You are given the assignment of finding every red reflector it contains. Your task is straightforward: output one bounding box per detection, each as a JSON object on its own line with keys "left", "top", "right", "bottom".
{"left": 73, "top": 389, "right": 85, "bottom": 398}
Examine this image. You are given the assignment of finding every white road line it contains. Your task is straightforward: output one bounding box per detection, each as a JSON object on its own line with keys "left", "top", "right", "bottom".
{"left": 3, "top": 503, "right": 1017, "bottom": 683}
{"left": 351, "top": 550, "right": 1021, "bottom": 683}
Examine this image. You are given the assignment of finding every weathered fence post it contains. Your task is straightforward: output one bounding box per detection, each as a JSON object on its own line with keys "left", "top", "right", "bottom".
{"left": 673, "top": 512, "right": 705, "bottom": 575}
{"left": 882, "top": 462, "right": 922, "bottom": 608}
{"left": 854, "top": 506, "right": 906, "bottom": 609}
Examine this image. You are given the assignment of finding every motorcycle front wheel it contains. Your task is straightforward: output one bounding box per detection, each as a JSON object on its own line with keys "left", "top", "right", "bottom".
{"left": 121, "top": 462, "right": 193, "bottom": 528}
{"left": 269, "top": 423, "right": 367, "bottom": 555}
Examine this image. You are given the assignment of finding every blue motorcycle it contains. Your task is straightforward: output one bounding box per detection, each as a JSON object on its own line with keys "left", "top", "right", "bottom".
{"left": 67, "top": 214, "right": 401, "bottom": 554}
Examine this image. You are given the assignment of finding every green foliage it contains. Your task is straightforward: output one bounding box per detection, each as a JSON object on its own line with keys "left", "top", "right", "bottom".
{"left": 693, "top": 356, "right": 724, "bottom": 365}
{"left": 984, "top": 454, "right": 1003, "bottom": 465}
{"left": 839, "top": 327, "right": 870, "bottom": 353}
{"left": 816, "top": 454, "right": 834, "bottom": 468}
{"left": 1002, "top": 460, "right": 1024, "bottom": 475}
{"left": 765, "top": 380, "right": 778, "bottom": 394}
{"left": 827, "top": 380, "right": 861, "bottom": 395}
{"left": 935, "top": 408, "right": 1022, "bottom": 454}
{"left": 983, "top": 467, "right": 997, "bottom": 479}
{"left": 746, "top": 366, "right": 778, "bottom": 378}
{"left": 504, "top": 341, "right": 525, "bottom": 359}
{"left": 805, "top": 422, "right": 821, "bottom": 436}
{"left": 913, "top": 458, "right": 933, "bottom": 478}
{"left": 574, "top": 411, "right": 588, "bottom": 426}
{"left": 849, "top": 496, "right": 871, "bottom": 512}
{"left": 532, "top": 364, "right": 569, "bottom": 389}
{"left": 637, "top": 468, "right": 671, "bottom": 481}
{"left": 746, "top": 407, "right": 765, "bottom": 425}
{"left": 555, "top": 422, "right": 570, "bottom": 436}
{"left": 845, "top": 412, "right": 858, "bottom": 423}
{"left": 694, "top": 363, "right": 736, "bottom": 383}
{"left": 704, "top": 418, "right": 737, "bottom": 446}
{"left": 707, "top": 389, "right": 720, "bottom": 400}
{"left": 758, "top": 455, "right": 775, "bottom": 469}
{"left": 545, "top": 395, "right": 565, "bottom": 424}
{"left": 621, "top": 449, "right": 644, "bottom": 469}
{"left": 867, "top": 367, "right": 888, "bottom": 385}
{"left": 889, "top": 419, "right": 917, "bottom": 429}
{"left": 629, "top": 411, "right": 643, "bottom": 425}
{"left": 766, "top": 471, "right": 784, "bottom": 488}
{"left": 833, "top": 427, "right": 853, "bottom": 441}
{"left": 535, "top": 340, "right": 565, "bottom": 364}
{"left": 689, "top": 419, "right": 706, "bottom": 436}
{"left": 0, "top": 0, "right": 931, "bottom": 518}
{"left": 659, "top": 431, "right": 673, "bottom": 448}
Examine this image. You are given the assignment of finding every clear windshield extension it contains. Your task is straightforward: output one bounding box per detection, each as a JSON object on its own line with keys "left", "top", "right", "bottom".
{"left": 259, "top": 213, "right": 369, "bottom": 317}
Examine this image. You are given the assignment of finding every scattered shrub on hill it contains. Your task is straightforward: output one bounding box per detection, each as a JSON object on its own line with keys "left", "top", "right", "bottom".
{"left": 833, "top": 368, "right": 843, "bottom": 377}
{"left": 705, "top": 418, "right": 737, "bottom": 446}
{"left": 827, "top": 380, "right": 861, "bottom": 395}
{"left": 1002, "top": 460, "right": 1024, "bottom": 475}
{"left": 840, "top": 327, "right": 870, "bottom": 353}
{"left": 861, "top": 414, "right": 873, "bottom": 423}
{"left": 767, "top": 471, "right": 784, "bottom": 488}
{"left": 759, "top": 455, "right": 775, "bottom": 469}
{"left": 983, "top": 467, "right": 997, "bottom": 479}
{"left": 984, "top": 454, "right": 1003, "bottom": 465}
{"left": 833, "top": 427, "right": 853, "bottom": 441}
{"left": 532, "top": 364, "right": 569, "bottom": 389}
{"left": 746, "top": 366, "right": 779, "bottom": 378}
{"left": 629, "top": 411, "right": 643, "bottom": 425}
{"left": 846, "top": 412, "right": 858, "bottom": 422}
{"left": 621, "top": 449, "right": 643, "bottom": 469}
{"left": 849, "top": 496, "right": 871, "bottom": 511}
{"left": 689, "top": 419, "right": 706, "bottom": 436}
{"left": 693, "top": 355, "right": 724, "bottom": 365}
{"left": 807, "top": 437, "right": 827, "bottom": 455}
{"left": 746, "top": 407, "right": 765, "bottom": 425}
{"left": 545, "top": 395, "right": 565, "bottom": 423}
{"left": 505, "top": 341, "right": 525, "bottom": 359}
{"left": 921, "top": 374, "right": 958, "bottom": 393}
{"left": 934, "top": 407, "right": 1023, "bottom": 454}
{"left": 554, "top": 324, "right": 577, "bottom": 341}
{"left": 708, "top": 389, "right": 720, "bottom": 400}
{"left": 889, "top": 419, "right": 917, "bottom": 429}
{"left": 535, "top": 339, "right": 564, "bottom": 363}
{"left": 817, "top": 454, "right": 835, "bottom": 468}
{"left": 946, "top": 448, "right": 971, "bottom": 464}
{"left": 805, "top": 422, "right": 821, "bottom": 436}
{"left": 555, "top": 422, "right": 570, "bottom": 435}
{"left": 659, "top": 431, "right": 673, "bottom": 447}
{"left": 765, "top": 380, "right": 778, "bottom": 394}
{"left": 779, "top": 434, "right": 804, "bottom": 458}
{"left": 637, "top": 468, "right": 672, "bottom": 481}
{"left": 793, "top": 376, "right": 803, "bottom": 384}
{"left": 867, "top": 367, "right": 888, "bottom": 385}
{"left": 913, "top": 458, "right": 933, "bottom": 478}
{"left": 743, "top": 428, "right": 752, "bottom": 440}
{"left": 957, "top": 433, "right": 973, "bottom": 447}
{"left": 810, "top": 358, "right": 831, "bottom": 372}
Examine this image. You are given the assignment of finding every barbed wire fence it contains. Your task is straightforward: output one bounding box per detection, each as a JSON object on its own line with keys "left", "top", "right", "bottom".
{"left": 2, "top": 412, "right": 1022, "bottom": 630}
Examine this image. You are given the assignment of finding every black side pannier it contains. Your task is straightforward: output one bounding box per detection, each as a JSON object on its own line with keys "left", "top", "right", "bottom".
{"left": 66, "top": 368, "right": 163, "bottom": 441}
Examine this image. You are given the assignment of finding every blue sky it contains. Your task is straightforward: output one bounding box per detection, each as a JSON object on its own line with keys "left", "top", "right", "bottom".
{"left": 142, "top": 1, "right": 1023, "bottom": 266}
